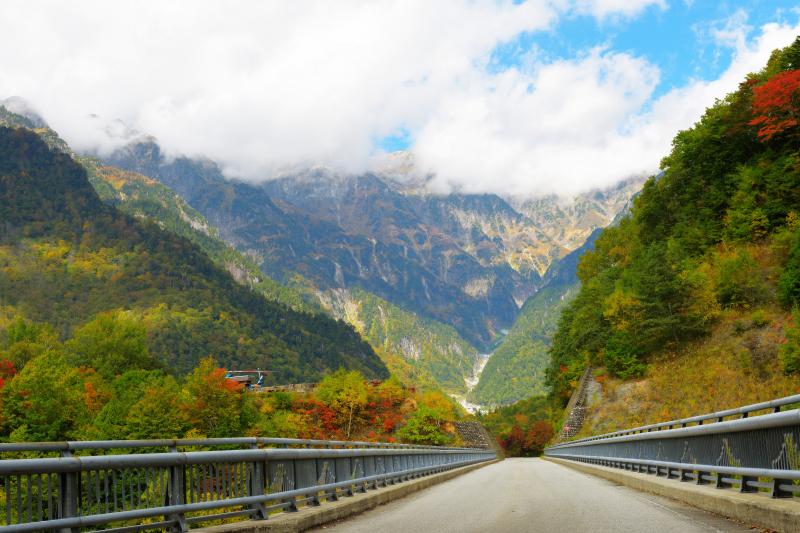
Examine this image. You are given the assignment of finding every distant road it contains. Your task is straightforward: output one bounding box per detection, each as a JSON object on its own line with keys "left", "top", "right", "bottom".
{"left": 313, "top": 458, "right": 752, "bottom": 533}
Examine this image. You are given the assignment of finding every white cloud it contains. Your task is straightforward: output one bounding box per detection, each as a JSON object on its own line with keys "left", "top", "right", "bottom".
{"left": 0, "top": 1, "right": 797, "bottom": 197}
{"left": 0, "top": 1, "right": 559, "bottom": 174}
{"left": 415, "top": 17, "right": 800, "bottom": 196}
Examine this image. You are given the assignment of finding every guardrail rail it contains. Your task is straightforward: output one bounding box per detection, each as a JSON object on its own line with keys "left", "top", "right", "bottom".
{"left": 545, "top": 394, "right": 800, "bottom": 499}
{"left": 0, "top": 437, "right": 496, "bottom": 532}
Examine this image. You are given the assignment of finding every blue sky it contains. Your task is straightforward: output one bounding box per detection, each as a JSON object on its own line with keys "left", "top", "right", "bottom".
{"left": 534, "top": 1, "right": 797, "bottom": 92}
{"left": 383, "top": 1, "right": 800, "bottom": 152}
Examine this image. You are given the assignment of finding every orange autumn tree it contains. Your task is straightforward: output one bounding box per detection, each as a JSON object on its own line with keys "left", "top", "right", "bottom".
{"left": 749, "top": 69, "right": 800, "bottom": 141}
{"left": 181, "top": 357, "right": 251, "bottom": 437}
{"left": 315, "top": 369, "right": 368, "bottom": 439}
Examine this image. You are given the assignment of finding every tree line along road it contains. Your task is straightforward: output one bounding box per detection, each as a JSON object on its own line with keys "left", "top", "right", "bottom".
{"left": 313, "top": 458, "right": 757, "bottom": 533}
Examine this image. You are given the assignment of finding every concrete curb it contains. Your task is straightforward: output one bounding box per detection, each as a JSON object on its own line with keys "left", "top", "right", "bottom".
{"left": 193, "top": 459, "right": 501, "bottom": 533}
{"left": 544, "top": 457, "right": 800, "bottom": 533}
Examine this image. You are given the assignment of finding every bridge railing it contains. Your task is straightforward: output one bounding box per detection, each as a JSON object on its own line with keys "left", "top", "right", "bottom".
{"left": 0, "top": 438, "right": 495, "bottom": 532}
{"left": 545, "top": 394, "right": 800, "bottom": 499}
{"left": 0, "top": 436, "right": 480, "bottom": 456}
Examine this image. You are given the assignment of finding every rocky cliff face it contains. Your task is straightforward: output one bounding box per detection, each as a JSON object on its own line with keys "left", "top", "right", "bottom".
{"left": 105, "top": 141, "right": 643, "bottom": 351}
{"left": 511, "top": 178, "right": 644, "bottom": 252}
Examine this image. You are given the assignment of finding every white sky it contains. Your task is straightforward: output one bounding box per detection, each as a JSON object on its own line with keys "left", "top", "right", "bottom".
{"left": 0, "top": 1, "right": 798, "bottom": 196}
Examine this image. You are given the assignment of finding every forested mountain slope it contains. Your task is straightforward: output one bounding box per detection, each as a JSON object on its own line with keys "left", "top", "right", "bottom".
{"left": 0, "top": 126, "right": 387, "bottom": 381}
{"left": 549, "top": 37, "right": 800, "bottom": 415}
{"left": 85, "top": 160, "right": 315, "bottom": 313}
{"left": 0, "top": 106, "right": 485, "bottom": 395}
{"left": 105, "top": 145, "right": 516, "bottom": 347}
{"left": 319, "top": 287, "right": 480, "bottom": 394}
{"left": 105, "top": 143, "right": 641, "bottom": 349}
{"left": 0, "top": 104, "right": 313, "bottom": 314}
{"left": 471, "top": 229, "right": 601, "bottom": 406}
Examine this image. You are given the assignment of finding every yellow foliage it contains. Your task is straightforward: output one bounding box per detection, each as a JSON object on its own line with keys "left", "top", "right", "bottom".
{"left": 602, "top": 288, "right": 643, "bottom": 332}
{"left": 680, "top": 261, "right": 721, "bottom": 322}
{"left": 787, "top": 211, "right": 800, "bottom": 231}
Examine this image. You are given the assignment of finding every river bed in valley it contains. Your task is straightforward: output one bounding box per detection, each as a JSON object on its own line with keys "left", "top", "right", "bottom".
{"left": 450, "top": 353, "right": 490, "bottom": 414}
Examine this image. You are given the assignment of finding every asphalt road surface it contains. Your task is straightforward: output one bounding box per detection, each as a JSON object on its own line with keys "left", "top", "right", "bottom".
{"left": 313, "top": 458, "right": 757, "bottom": 533}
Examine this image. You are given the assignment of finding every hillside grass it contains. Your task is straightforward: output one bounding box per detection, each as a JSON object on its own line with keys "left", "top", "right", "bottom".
{"left": 580, "top": 303, "right": 800, "bottom": 437}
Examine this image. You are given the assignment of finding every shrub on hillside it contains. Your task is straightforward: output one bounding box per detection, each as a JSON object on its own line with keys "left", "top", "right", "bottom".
{"left": 395, "top": 405, "right": 451, "bottom": 446}
{"left": 778, "top": 229, "right": 800, "bottom": 307}
{"left": 715, "top": 248, "right": 769, "bottom": 309}
{"left": 604, "top": 332, "right": 646, "bottom": 379}
{"left": 779, "top": 309, "right": 800, "bottom": 375}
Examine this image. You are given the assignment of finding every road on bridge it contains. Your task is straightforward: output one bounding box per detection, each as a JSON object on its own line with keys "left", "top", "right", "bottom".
{"left": 314, "top": 458, "right": 756, "bottom": 533}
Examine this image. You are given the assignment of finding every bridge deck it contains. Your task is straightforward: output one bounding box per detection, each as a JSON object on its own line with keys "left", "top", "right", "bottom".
{"left": 314, "top": 458, "right": 753, "bottom": 533}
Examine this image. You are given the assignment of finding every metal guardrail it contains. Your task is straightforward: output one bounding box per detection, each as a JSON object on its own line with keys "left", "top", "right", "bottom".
{"left": 545, "top": 395, "right": 800, "bottom": 499}
{"left": 0, "top": 437, "right": 477, "bottom": 455}
{"left": 0, "top": 438, "right": 495, "bottom": 532}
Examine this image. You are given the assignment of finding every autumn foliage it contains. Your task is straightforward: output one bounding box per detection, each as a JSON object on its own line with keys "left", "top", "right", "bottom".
{"left": 749, "top": 69, "right": 800, "bottom": 141}
{"left": 0, "top": 360, "right": 16, "bottom": 389}
{"left": 252, "top": 374, "right": 458, "bottom": 445}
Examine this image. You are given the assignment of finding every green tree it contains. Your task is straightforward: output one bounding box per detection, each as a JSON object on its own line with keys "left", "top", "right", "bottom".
{"left": 124, "top": 380, "right": 187, "bottom": 439}
{"left": 1, "top": 317, "right": 60, "bottom": 370}
{"left": 66, "top": 310, "right": 157, "bottom": 380}
{"left": 779, "top": 229, "right": 800, "bottom": 307}
{"left": 396, "top": 405, "right": 451, "bottom": 446}
{"left": 604, "top": 332, "right": 646, "bottom": 379}
{"left": 92, "top": 370, "right": 187, "bottom": 439}
{"left": 714, "top": 248, "right": 768, "bottom": 309}
{"left": 315, "top": 369, "right": 369, "bottom": 439}
{"left": 2, "top": 352, "right": 101, "bottom": 440}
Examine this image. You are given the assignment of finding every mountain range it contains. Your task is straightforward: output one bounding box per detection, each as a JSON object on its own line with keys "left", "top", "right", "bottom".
{"left": 0, "top": 124, "right": 387, "bottom": 382}
{"left": 1, "top": 99, "right": 643, "bottom": 401}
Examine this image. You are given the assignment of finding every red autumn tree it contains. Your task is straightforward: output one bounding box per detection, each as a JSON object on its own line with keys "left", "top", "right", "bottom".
{"left": 0, "top": 359, "right": 17, "bottom": 389}
{"left": 524, "top": 420, "right": 555, "bottom": 455}
{"left": 749, "top": 69, "right": 800, "bottom": 141}
{"left": 181, "top": 357, "right": 247, "bottom": 437}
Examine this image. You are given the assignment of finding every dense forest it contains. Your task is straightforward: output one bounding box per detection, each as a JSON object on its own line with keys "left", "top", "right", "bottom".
{"left": 548, "top": 37, "right": 800, "bottom": 404}
{"left": 0, "top": 324, "right": 458, "bottom": 444}
{"left": 0, "top": 126, "right": 387, "bottom": 382}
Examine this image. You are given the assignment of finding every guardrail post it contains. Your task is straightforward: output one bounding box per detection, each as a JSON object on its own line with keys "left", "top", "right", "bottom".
{"left": 739, "top": 475, "right": 757, "bottom": 493}
{"left": 166, "top": 446, "right": 188, "bottom": 532}
{"left": 715, "top": 473, "right": 732, "bottom": 489}
{"left": 57, "top": 450, "right": 79, "bottom": 533}
{"left": 772, "top": 478, "right": 792, "bottom": 498}
{"left": 285, "top": 460, "right": 298, "bottom": 512}
{"left": 248, "top": 444, "right": 269, "bottom": 519}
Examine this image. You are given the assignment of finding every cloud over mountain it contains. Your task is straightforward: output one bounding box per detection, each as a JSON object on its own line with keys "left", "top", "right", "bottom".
{"left": 0, "top": 1, "right": 797, "bottom": 196}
